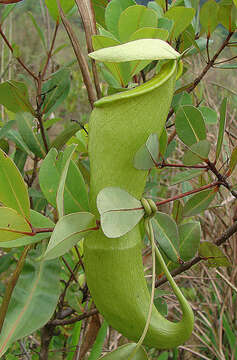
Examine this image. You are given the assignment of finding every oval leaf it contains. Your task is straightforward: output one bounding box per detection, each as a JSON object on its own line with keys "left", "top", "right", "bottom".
{"left": 200, "top": 0, "right": 219, "bottom": 35}
{"left": 152, "top": 213, "right": 180, "bottom": 263}
{"left": 39, "top": 147, "right": 89, "bottom": 215}
{"left": 89, "top": 39, "right": 180, "bottom": 62}
{"left": 0, "top": 250, "right": 61, "bottom": 357}
{"left": 199, "top": 106, "right": 218, "bottom": 125}
{"left": 0, "top": 149, "right": 30, "bottom": 219}
{"left": 0, "top": 207, "right": 31, "bottom": 241}
{"left": 0, "top": 81, "right": 34, "bottom": 114}
{"left": 118, "top": 5, "right": 158, "bottom": 43}
{"left": 183, "top": 140, "right": 211, "bottom": 166}
{"left": 97, "top": 187, "right": 144, "bottom": 238}
{"left": 175, "top": 105, "right": 206, "bottom": 146}
{"left": 229, "top": 146, "right": 237, "bottom": 174}
{"left": 179, "top": 222, "right": 201, "bottom": 261}
{"left": 100, "top": 343, "right": 149, "bottom": 359}
{"left": 199, "top": 242, "right": 231, "bottom": 267}
{"left": 183, "top": 188, "right": 218, "bottom": 217}
{"left": 164, "top": 6, "right": 195, "bottom": 39}
{"left": 44, "top": 212, "right": 95, "bottom": 260}
{"left": 134, "top": 133, "right": 159, "bottom": 170}
{"left": 0, "top": 210, "right": 54, "bottom": 248}
{"left": 170, "top": 169, "right": 204, "bottom": 186}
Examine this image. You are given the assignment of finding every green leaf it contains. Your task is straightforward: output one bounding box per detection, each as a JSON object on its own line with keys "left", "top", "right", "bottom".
{"left": 45, "top": 0, "right": 75, "bottom": 21}
{"left": 0, "top": 81, "right": 34, "bottom": 114}
{"left": 159, "top": 128, "right": 168, "bottom": 157}
{"left": 179, "top": 222, "right": 201, "bottom": 261}
{"left": 200, "top": 0, "right": 219, "bottom": 35}
{"left": 44, "top": 212, "right": 95, "bottom": 260}
{"left": 92, "top": 35, "right": 131, "bottom": 87}
{"left": 134, "top": 133, "right": 159, "bottom": 170}
{"left": 172, "top": 200, "right": 183, "bottom": 224}
{"left": 152, "top": 214, "right": 180, "bottom": 263}
{"left": 50, "top": 122, "right": 82, "bottom": 151}
{"left": 148, "top": 1, "right": 164, "bottom": 17}
{"left": 216, "top": 98, "right": 227, "bottom": 161}
{"left": 66, "top": 322, "right": 82, "bottom": 360}
{"left": 92, "top": 0, "right": 107, "bottom": 27}
{"left": 0, "top": 250, "right": 61, "bottom": 357}
{"left": 118, "top": 5, "right": 158, "bottom": 43}
{"left": 183, "top": 188, "right": 218, "bottom": 217}
{"left": 105, "top": 0, "right": 136, "bottom": 39}
{"left": 100, "top": 343, "right": 149, "bottom": 359}
{"left": 89, "top": 39, "right": 181, "bottom": 62}
{"left": 0, "top": 210, "right": 54, "bottom": 248}
{"left": 13, "top": 149, "right": 27, "bottom": 175}
{"left": 57, "top": 144, "right": 77, "bottom": 218}
{"left": 0, "top": 149, "right": 30, "bottom": 219}
{"left": 39, "top": 147, "right": 89, "bottom": 215}
{"left": 158, "top": 17, "right": 174, "bottom": 34}
{"left": 199, "top": 242, "right": 231, "bottom": 267}
{"left": 0, "top": 207, "right": 31, "bottom": 242}
{"left": 175, "top": 105, "right": 206, "bottom": 146}
{"left": 41, "top": 68, "right": 71, "bottom": 115}
{"left": 0, "top": 120, "right": 15, "bottom": 139}
{"left": 16, "top": 113, "right": 46, "bottom": 158}
{"left": 88, "top": 321, "right": 108, "bottom": 360}
{"left": 164, "top": 6, "right": 195, "bottom": 39}
{"left": 198, "top": 106, "right": 218, "bottom": 125}
{"left": 170, "top": 169, "right": 204, "bottom": 186}
{"left": 218, "top": 0, "right": 237, "bottom": 32}
{"left": 229, "top": 146, "right": 237, "bottom": 174}
{"left": 5, "top": 129, "right": 32, "bottom": 156}
{"left": 172, "top": 92, "right": 192, "bottom": 112}
{"left": 97, "top": 187, "right": 144, "bottom": 238}
{"left": 183, "top": 140, "right": 211, "bottom": 165}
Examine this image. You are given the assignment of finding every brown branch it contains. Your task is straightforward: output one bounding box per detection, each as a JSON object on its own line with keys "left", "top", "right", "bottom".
{"left": 62, "top": 257, "right": 78, "bottom": 283}
{"left": 57, "top": 0, "right": 96, "bottom": 108}
{"left": 206, "top": 160, "right": 237, "bottom": 198}
{"left": 41, "top": 20, "right": 59, "bottom": 79}
{"left": 155, "top": 181, "right": 219, "bottom": 207}
{"left": 49, "top": 308, "right": 99, "bottom": 326}
{"left": 187, "top": 32, "right": 234, "bottom": 93}
{"left": 0, "top": 25, "right": 38, "bottom": 81}
{"left": 156, "top": 221, "right": 237, "bottom": 287}
{"left": 75, "top": 0, "right": 102, "bottom": 99}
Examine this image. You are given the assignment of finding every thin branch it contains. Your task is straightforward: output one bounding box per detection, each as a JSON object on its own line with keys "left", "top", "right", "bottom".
{"left": 155, "top": 181, "right": 219, "bottom": 207}
{"left": 156, "top": 221, "right": 237, "bottom": 287}
{"left": 214, "top": 54, "right": 237, "bottom": 65}
{"left": 187, "top": 32, "right": 234, "bottom": 93}
{"left": 57, "top": 0, "right": 96, "bottom": 108}
{"left": 62, "top": 257, "right": 78, "bottom": 283}
{"left": 0, "top": 25, "right": 38, "bottom": 81}
{"left": 75, "top": 0, "right": 102, "bottom": 99}
{"left": 49, "top": 308, "right": 99, "bottom": 326}
{"left": 41, "top": 19, "right": 59, "bottom": 79}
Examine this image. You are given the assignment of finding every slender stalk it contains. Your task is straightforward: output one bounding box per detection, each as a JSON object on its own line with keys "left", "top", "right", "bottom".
{"left": 0, "top": 25, "right": 38, "bottom": 81}
{"left": 49, "top": 308, "right": 99, "bottom": 326}
{"left": 57, "top": 0, "right": 96, "bottom": 108}
{"left": 128, "top": 219, "right": 156, "bottom": 360}
{"left": 156, "top": 181, "right": 219, "bottom": 207}
{"left": 158, "top": 162, "right": 208, "bottom": 169}
{"left": 41, "top": 20, "right": 59, "bottom": 79}
{"left": 0, "top": 245, "right": 31, "bottom": 333}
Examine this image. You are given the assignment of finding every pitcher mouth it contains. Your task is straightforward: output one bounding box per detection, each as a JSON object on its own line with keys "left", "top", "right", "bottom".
{"left": 94, "top": 60, "right": 177, "bottom": 108}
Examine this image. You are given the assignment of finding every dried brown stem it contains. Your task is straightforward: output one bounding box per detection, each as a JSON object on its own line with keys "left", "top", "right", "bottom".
{"left": 41, "top": 20, "right": 59, "bottom": 79}
{"left": 57, "top": 0, "right": 96, "bottom": 108}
